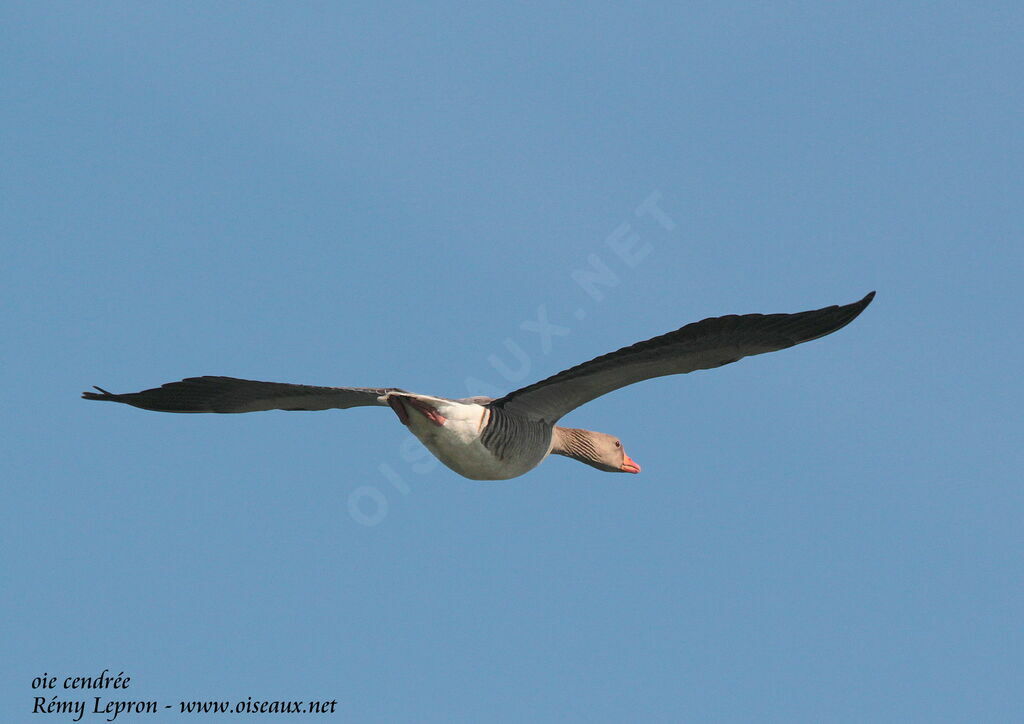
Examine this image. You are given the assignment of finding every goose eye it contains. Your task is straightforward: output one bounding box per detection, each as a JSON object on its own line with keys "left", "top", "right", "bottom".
{"left": 614, "top": 441, "right": 621, "bottom": 448}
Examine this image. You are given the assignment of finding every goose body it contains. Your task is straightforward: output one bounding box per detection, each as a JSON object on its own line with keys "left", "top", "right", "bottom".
{"left": 83, "top": 292, "right": 874, "bottom": 480}
{"left": 385, "top": 393, "right": 552, "bottom": 480}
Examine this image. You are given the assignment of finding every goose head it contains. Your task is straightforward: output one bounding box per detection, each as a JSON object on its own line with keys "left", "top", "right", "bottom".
{"left": 551, "top": 427, "right": 641, "bottom": 474}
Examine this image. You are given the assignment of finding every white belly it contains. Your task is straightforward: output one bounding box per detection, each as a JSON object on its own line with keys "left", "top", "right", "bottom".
{"left": 402, "top": 398, "right": 551, "bottom": 480}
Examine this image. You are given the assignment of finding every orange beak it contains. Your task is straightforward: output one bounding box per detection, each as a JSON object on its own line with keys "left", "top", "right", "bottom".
{"left": 620, "top": 454, "right": 641, "bottom": 474}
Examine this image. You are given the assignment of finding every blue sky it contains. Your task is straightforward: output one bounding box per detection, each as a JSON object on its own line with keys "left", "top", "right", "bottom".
{"left": 2, "top": 2, "right": 1021, "bottom": 721}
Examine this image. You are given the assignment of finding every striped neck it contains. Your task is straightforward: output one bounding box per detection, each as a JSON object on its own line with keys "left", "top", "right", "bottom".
{"left": 551, "top": 426, "right": 600, "bottom": 465}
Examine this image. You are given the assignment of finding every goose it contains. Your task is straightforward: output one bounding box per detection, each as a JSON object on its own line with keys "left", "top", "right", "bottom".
{"left": 83, "top": 292, "right": 874, "bottom": 480}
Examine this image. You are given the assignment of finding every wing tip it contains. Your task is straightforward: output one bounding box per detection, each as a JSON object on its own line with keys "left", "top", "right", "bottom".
{"left": 82, "top": 385, "right": 116, "bottom": 401}
{"left": 822, "top": 290, "right": 875, "bottom": 338}
{"left": 846, "top": 290, "right": 876, "bottom": 320}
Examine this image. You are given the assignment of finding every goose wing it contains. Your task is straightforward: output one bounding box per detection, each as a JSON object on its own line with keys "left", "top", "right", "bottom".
{"left": 82, "top": 376, "right": 403, "bottom": 413}
{"left": 494, "top": 292, "right": 875, "bottom": 424}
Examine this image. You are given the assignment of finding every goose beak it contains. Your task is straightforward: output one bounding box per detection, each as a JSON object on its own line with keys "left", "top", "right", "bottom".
{"left": 620, "top": 454, "right": 641, "bottom": 474}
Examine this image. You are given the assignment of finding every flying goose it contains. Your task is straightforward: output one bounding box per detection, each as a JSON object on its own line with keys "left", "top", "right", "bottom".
{"left": 83, "top": 292, "right": 874, "bottom": 480}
